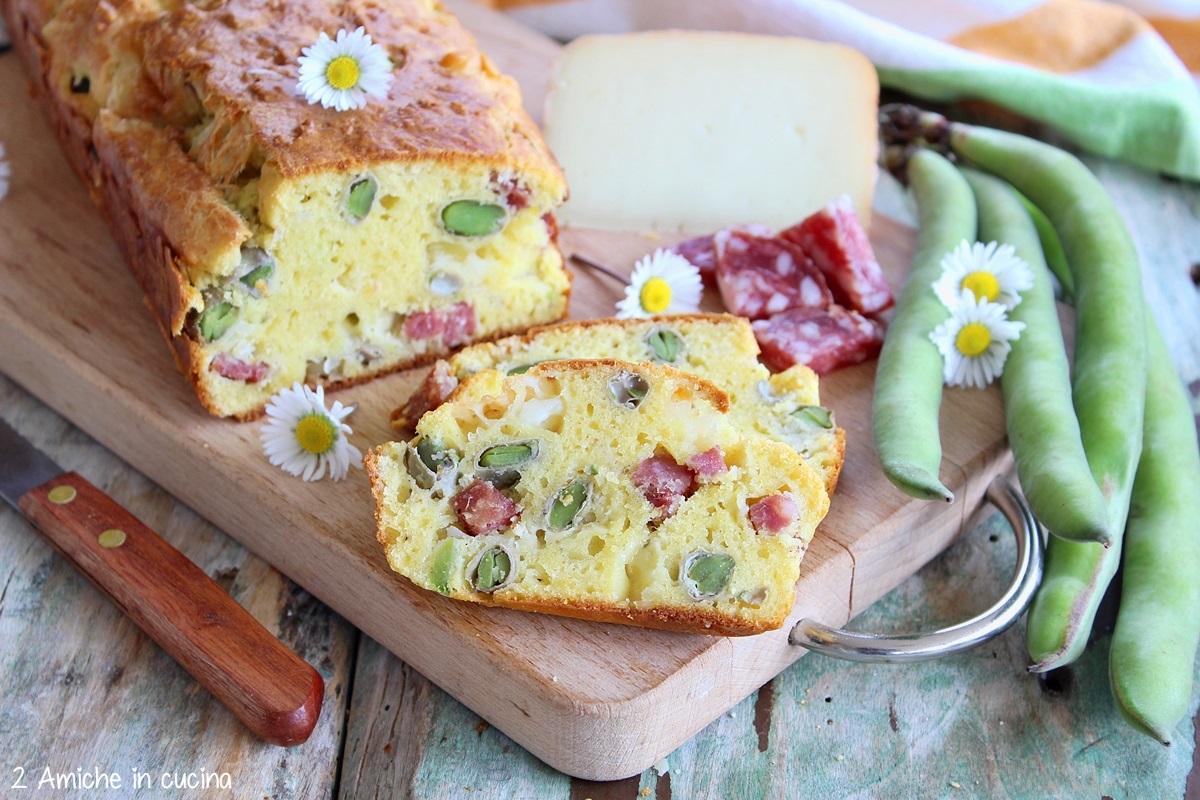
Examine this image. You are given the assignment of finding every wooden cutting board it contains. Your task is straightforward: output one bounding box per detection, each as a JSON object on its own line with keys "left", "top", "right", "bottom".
{"left": 0, "top": 1, "right": 1011, "bottom": 781}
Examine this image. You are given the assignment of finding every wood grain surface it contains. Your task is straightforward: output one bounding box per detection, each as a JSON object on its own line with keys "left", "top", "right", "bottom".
{"left": 0, "top": 378, "right": 359, "bottom": 799}
{"left": 18, "top": 472, "right": 324, "bottom": 746}
{"left": 0, "top": 0, "right": 1015, "bottom": 781}
{"left": 1, "top": 0, "right": 1199, "bottom": 795}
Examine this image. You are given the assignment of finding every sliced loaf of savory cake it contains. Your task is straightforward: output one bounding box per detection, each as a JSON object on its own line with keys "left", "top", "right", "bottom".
{"left": 392, "top": 314, "right": 845, "bottom": 493}
{"left": 3, "top": 0, "right": 569, "bottom": 418}
{"left": 366, "top": 359, "right": 830, "bottom": 636}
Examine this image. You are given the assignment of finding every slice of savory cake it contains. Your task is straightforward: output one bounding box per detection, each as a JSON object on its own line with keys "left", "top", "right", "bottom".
{"left": 392, "top": 314, "right": 845, "bottom": 493}
{"left": 366, "top": 359, "right": 830, "bottom": 636}
{"left": 4, "top": 0, "right": 570, "bottom": 418}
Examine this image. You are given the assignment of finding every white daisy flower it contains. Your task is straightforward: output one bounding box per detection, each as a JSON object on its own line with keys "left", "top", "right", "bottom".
{"left": 929, "top": 290, "right": 1026, "bottom": 389}
{"left": 0, "top": 141, "right": 10, "bottom": 203}
{"left": 260, "top": 382, "right": 361, "bottom": 481}
{"left": 615, "top": 249, "right": 703, "bottom": 319}
{"left": 932, "top": 240, "right": 1034, "bottom": 311}
{"left": 297, "top": 27, "right": 393, "bottom": 112}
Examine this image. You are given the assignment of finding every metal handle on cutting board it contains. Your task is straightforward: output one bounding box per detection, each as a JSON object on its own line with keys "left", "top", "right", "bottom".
{"left": 789, "top": 477, "right": 1045, "bottom": 663}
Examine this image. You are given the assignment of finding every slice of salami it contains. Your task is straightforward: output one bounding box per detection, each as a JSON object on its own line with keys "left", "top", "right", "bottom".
{"left": 442, "top": 302, "right": 477, "bottom": 347}
{"left": 749, "top": 492, "right": 799, "bottom": 535}
{"left": 209, "top": 353, "right": 269, "bottom": 383}
{"left": 668, "top": 235, "right": 718, "bottom": 287}
{"left": 452, "top": 479, "right": 520, "bottom": 536}
{"left": 403, "top": 308, "right": 445, "bottom": 341}
{"left": 715, "top": 229, "right": 832, "bottom": 320}
{"left": 752, "top": 304, "right": 885, "bottom": 376}
{"left": 688, "top": 446, "right": 728, "bottom": 481}
{"left": 780, "top": 197, "right": 893, "bottom": 315}
{"left": 403, "top": 302, "right": 476, "bottom": 347}
{"left": 669, "top": 224, "right": 774, "bottom": 288}
{"left": 632, "top": 454, "right": 697, "bottom": 518}
{"left": 392, "top": 360, "right": 460, "bottom": 433}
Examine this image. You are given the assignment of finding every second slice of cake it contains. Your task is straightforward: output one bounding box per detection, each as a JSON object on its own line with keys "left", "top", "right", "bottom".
{"left": 392, "top": 314, "right": 846, "bottom": 493}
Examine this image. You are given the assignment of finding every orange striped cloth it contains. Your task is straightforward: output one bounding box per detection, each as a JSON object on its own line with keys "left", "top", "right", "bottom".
{"left": 483, "top": 0, "right": 1200, "bottom": 179}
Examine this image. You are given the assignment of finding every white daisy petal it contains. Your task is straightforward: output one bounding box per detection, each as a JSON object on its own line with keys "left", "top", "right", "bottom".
{"left": 928, "top": 290, "right": 1025, "bottom": 389}
{"left": 260, "top": 382, "right": 361, "bottom": 481}
{"left": 933, "top": 240, "right": 1035, "bottom": 311}
{"left": 296, "top": 27, "right": 393, "bottom": 112}
{"left": 615, "top": 249, "right": 704, "bottom": 319}
{"left": 358, "top": 76, "right": 391, "bottom": 98}
{"left": 0, "top": 142, "right": 10, "bottom": 203}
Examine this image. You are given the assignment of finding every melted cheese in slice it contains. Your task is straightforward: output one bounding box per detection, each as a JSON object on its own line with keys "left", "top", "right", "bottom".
{"left": 544, "top": 31, "right": 879, "bottom": 234}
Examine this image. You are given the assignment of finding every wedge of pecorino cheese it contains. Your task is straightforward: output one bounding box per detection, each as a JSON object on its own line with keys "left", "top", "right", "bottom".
{"left": 544, "top": 32, "right": 879, "bottom": 233}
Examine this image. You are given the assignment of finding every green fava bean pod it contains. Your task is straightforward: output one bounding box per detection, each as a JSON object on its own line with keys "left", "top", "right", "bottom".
{"left": 1109, "top": 321, "right": 1200, "bottom": 745}
{"left": 872, "top": 148, "right": 972, "bottom": 503}
{"left": 961, "top": 167, "right": 1111, "bottom": 546}
{"left": 1016, "top": 207, "right": 1124, "bottom": 671}
{"left": 1017, "top": 196, "right": 1072, "bottom": 301}
{"left": 1026, "top": 534, "right": 1122, "bottom": 671}
{"left": 1006, "top": 198, "right": 1122, "bottom": 669}
{"left": 949, "top": 125, "right": 1147, "bottom": 550}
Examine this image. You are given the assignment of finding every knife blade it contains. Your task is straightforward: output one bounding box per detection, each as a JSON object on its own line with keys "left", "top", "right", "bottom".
{"left": 0, "top": 417, "right": 323, "bottom": 746}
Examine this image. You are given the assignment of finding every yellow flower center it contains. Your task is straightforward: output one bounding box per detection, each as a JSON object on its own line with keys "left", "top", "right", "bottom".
{"left": 295, "top": 414, "right": 337, "bottom": 455}
{"left": 956, "top": 323, "right": 993, "bottom": 357}
{"left": 325, "top": 56, "right": 361, "bottom": 91}
{"left": 640, "top": 277, "right": 672, "bottom": 314}
{"left": 961, "top": 271, "right": 1001, "bottom": 303}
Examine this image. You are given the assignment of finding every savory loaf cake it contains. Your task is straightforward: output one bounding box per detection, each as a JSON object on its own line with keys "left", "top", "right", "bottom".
{"left": 392, "top": 314, "right": 846, "bottom": 493}
{"left": 366, "top": 359, "right": 830, "bottom": 636}
{"left": 2, "top": 0, "right": 570, "bottom": 418}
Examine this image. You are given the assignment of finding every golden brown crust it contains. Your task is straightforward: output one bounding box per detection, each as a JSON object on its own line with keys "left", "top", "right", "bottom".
{"left": 825, "top": 428, "right": 846, "bottom": 495}
{"left": 521, "top": 312, "right": 747, "bottom": 341}
{"left": 467, "top": 590, "right": 779, "bottom": 637}
{"left": 16, "top": 0, "right": 567, "bottom": 187}
{"left": 9, "top": 0, "right": 53, "bottom": 35}
{"left": 136, "top": 0, "right": 564, "bottom": 182}
{"left": 94, "top": 112, "right": 247, "bottom": 333}
{"left": 3, "top": 0, "right": 204, "bottom": 339}
{"left": 363, "top": 448, "right": 390, "bottom": 548}
{"left": 4, "top": 1, "right": 98, "bottom": 192}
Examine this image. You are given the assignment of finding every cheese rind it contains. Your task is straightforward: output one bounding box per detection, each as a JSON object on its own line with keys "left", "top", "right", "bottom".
{"left": 544, "top": 32, "right": 879, "bottom": 234}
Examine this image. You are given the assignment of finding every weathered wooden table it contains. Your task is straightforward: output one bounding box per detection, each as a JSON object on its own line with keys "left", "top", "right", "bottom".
{"left": 3, "top": 24, "right": 1200, "bottom": 800}
{"left": 2, "top": 165, "right": 1197, "bottom": 800}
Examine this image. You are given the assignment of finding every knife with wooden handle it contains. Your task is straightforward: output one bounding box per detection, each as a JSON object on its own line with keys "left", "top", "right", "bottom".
{"left": 0, "top": 417, "right": 324, "bottom": 746}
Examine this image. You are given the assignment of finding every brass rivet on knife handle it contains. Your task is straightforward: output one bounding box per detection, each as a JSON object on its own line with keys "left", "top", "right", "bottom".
{"left": 98, "top": 528, "right": 126, "bottom": 548}
{"left": 19, "top": 472, "right": 324, "bottom": 745}
{"left": 48, "top": 485, "right": 76, "bottom": 504}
